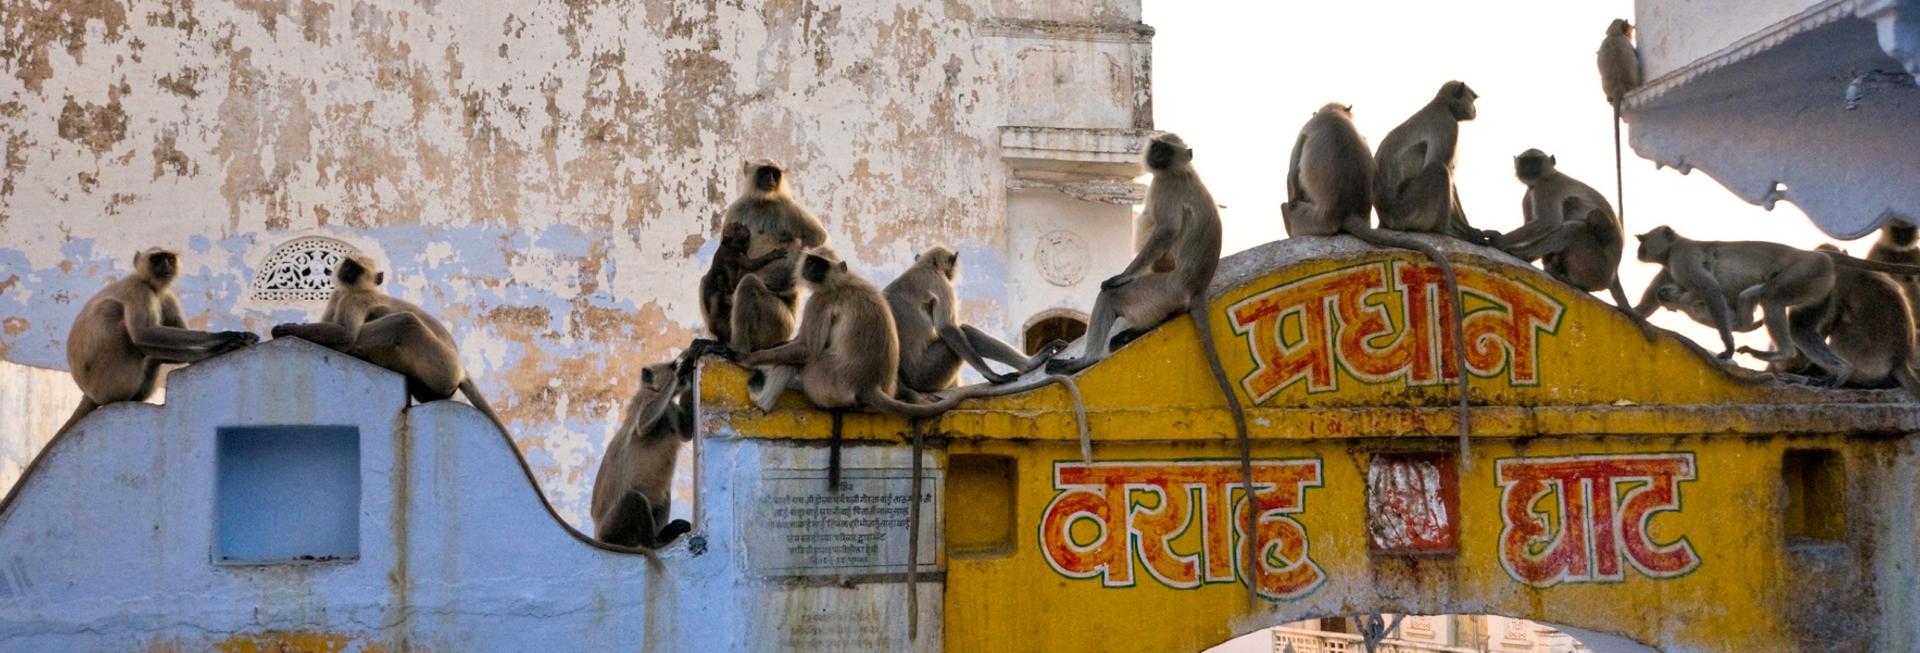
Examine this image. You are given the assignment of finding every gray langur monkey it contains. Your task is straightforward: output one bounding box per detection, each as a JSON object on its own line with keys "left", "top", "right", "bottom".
{"left": 722, "top": 159, "right": 829, "bottom": 354}
{"left": 590, "top": 347, "right": 707, "bottom": 549}
{"left": 700, "top": 222, "right": 789, "bottom": 345}
{"left": 1372, "top": 81, "right": 1492, "bottom": 244}
{"left": 1282, "top": 103, "right": 1474, "bottom": 465}
{"left": 1634, "top": 226, "right": 1920, "bottom": 368}
{"left": 58, "top": 247, "right": 259, "bottom": 435}
{"left": 1868, "top": 220, "right": 1920, "bottom": 339}
{"left": 1043, "top": 132, "right": 1256, "bottom": 606}
{"left": 1635, "top": 267, "right": 1763, "bottom": 333}
{"left": 887, "top": 244, "right": 1067, "bottom": 395}
{"left": 1635, "top": 227, "right": 1832, "bottom": 363}
{"left": 728, "top": 248, "right": 1087, "bottom": 635}
{"left": 1495, "top": 149, "right": 1653, "bottom": 337}
{"left": 735, "top": 247, "right": 1089, "bottom": 479}
{"left": 271, "top": 255, "right": 506, "bottom": 432}
{"left": 1739, "top": 244, "right": 1920, "bottom": 396}
{"left": 1597, "top": 18, "right": 1643, "bottom": 226}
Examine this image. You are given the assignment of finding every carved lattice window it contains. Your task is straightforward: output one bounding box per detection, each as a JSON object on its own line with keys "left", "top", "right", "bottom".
{"left": 249, "top": 237, "right": 360, "bottom": 302}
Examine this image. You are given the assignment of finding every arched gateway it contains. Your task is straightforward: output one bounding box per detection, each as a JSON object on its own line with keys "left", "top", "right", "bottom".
{"left": 2, "top": 236, "right": 1914, "bottom": 651}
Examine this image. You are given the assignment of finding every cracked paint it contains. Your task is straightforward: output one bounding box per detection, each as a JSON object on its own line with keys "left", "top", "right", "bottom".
{"left": 0, "top": 0, "right": 1156, "bottom": 527}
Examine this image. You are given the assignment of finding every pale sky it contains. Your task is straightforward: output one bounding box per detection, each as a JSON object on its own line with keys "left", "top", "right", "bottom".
{"left": 1143, "top": 0, "right": 1844, "bottom": 362}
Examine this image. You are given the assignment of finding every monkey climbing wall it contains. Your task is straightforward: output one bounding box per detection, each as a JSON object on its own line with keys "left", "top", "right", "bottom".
{"left": 2, "top": 237, "right": 1917, "bottom": 652}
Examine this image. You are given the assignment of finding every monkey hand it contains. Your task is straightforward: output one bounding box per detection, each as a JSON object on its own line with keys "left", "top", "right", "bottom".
{"left": 982, "top": 369, "right": 1017, "bottom": 384}
{"left": 213, "top": 331, "right": 260, "bottom": 354}
{"left": 270, "top": 323, "right": 301, "bottom": 339}
{"left": 1034, "top": 339, "right": 1070, "bottom": 361}
{"left": 685, "top": 338, "right": 720, "bottom": 358}
{"left": 1100, "top": 274, "right": 1134, "bottom": 290}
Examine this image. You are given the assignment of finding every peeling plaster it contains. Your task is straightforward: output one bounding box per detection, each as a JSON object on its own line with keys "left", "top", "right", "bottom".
{"left": 0, "top": 0, "right": 1160, "bottom": 525}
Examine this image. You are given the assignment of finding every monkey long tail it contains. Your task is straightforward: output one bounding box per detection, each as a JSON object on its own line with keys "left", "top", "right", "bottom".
{"left": 1895, "top": 364, "right": 1920, "bottom": 402}
{"left": 54, "top": 398, "right": 99, "bottom": 437}
{"left": 459, "top": 379, "right": 510, "bottom": 435}
{"left": 906, "top": 418, "right": 925, "bottom": 640}
{"left": 863, "top": 375, "right": 1090, "bottom": 461}
{"left": 1612, "top": 100, "right": 1626, "bottom": 228}
{"left": 1188, "top": 293, "right": 1258, "bottom": 610}
{"left": 1825, "top": 251, "right": 1920, "bottom": 276}
{"left": 1349, "top": 228, "right": 1472, "bottom": 465}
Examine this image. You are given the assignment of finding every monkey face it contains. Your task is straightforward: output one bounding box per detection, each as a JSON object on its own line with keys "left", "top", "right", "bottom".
{"left": 1635, "top": 227, "right": 1675, "bottom": 262}
{"left": 919, "top": 245, "right": 959, "bottom": 280}
{"left": 1144, "top": 136, "right": 1190, "bottom": 172}
{"left": 1889, "top": 221, "right": 1917, "bottom": 246}
{"left": 138, "top": 249, "right": 179, "bottom": 283}
{"left": 1513, "top": 150, "right": 1551, "bottom": 182}
{"left": 335, "top": 256, "right": 386, "bottom": 288}
{"left": 1446, "top": 82, "right": 1479, "bottom": 121}
{"left": 721, "top": 223, "right": 753, "bottom": 250}
{"left": 640, "top": 362, "right": 674, "bottom": 392}
{"left": 753, "top": 165, "right": 782, "bottom": 193}
{"left": 801, "top": 253, "right": 832, "bottom": 285}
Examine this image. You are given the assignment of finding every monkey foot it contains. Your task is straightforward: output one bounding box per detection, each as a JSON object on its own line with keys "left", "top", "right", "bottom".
{"left": 1108, "top": 328, "right": 1146, "bottom": 351}
{"left": 653, "top": 519, "right": 692, "bottom": 548}
{"left": 1046, "top": 356, "right": 1092, "bottom": 375}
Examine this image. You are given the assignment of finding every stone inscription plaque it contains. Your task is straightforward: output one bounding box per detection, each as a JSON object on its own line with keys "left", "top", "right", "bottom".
{"left": 741, "top": 467, "right": 942, "bottom": 577}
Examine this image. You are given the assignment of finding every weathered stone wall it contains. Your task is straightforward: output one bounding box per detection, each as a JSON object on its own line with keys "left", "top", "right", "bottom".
{"left": 0, "top": 360, "right": 79, "bottom": 492}
{"left": 0, "top": 0, "right": 1151, "bottom": 523}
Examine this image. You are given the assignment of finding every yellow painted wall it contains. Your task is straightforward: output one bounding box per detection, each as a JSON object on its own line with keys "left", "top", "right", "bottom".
{"left": 701, "top": 241, "right": 1919, "bottom": 652}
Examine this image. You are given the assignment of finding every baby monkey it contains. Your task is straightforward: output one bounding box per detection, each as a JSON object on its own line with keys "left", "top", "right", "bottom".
{"left": 701, "top": 222, "right": 790, "bottom": 345}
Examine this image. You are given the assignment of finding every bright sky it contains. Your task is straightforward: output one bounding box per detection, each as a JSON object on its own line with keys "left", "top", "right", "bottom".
{"left": 1143, "top": 0, "right": 1846, "bottom": 360}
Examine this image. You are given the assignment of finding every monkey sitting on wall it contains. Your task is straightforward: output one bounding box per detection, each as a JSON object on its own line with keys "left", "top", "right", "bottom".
{"left": 732, "top": 247, "right": 1088, "bottom": 478}
{"left": 1282, "top": 103, "right": 1474, "bottom": 460}
{"left": 701, "top": 222, "right": 791, "bottom": 346}
{"left": 590, "top": 346, "right": 707, "bottom": 549}
{"left": 58, "top": 247, "right": 260, "bottom": 435}
{"left": 1372, "top": 81, "right": 1495, "bottom": 244}
{"left": 722, "top": 159, "right": 830, "bottom": 354}
{"left": 887, "top": 244, "right": 1066, "bottom": 396}
{"left": 1495, "top": 149, "right": 1651, "bottom": 335}
{"left": 1867, "top": 220, "right": 1920, "bottom": 338}
{"left": 1597, "top": 18, "right": 1643, "bottom": 226}
{"left": 271, "top": 255, "right": 506, "bottom": 431}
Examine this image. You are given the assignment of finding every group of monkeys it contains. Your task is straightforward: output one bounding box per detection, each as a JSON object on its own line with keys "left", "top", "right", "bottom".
{"left": 48, "top": 20, "right": 1920, "bottom": 572}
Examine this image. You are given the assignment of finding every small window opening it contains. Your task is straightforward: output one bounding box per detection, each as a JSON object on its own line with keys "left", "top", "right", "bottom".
{"left": 1783, "top": 449, "right": 1845, "bottom": 544}
{"left": 216, "top": 426, "right": 361, "bottom": 564}
{"left": 1024, "top": 316, "right": 1087, "bottom": 356}
{"left": 946, "top": 454, "right": 1016, "bottom": 557}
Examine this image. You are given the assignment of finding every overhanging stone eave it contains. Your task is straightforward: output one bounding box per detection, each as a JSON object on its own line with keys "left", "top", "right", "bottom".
{"left": 1624, "top": 14, "right": 1920, "bottom": 239}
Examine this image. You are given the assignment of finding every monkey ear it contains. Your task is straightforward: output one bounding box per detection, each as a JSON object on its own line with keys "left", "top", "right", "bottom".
{"left": 1183, "top": 148, "right": 1194, "bottom": 162}
{"left": 1549, "top": 155, "right": 1557, "bottom": 165}
{"left": 642, "top": 367, "right": 655, "bottom": 385}
{"left": 1343, "top": 104, "right": 1353, "bottom": 113}
{"left": 836, "top": 260, "right": 848, "bottom": 272}
{"left": 134, "top": 250, "right": 143, "bottom": 266}
{"left": 374, "top": 272, "right": 386, "bottom": 286}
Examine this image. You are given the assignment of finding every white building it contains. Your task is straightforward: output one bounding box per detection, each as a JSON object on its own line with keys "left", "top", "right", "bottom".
{"left": 1625, "top": 0, "right": 1919, "bottom": 238}
{"left": 0, "top": 0, "right": 1154, "bottom": 523}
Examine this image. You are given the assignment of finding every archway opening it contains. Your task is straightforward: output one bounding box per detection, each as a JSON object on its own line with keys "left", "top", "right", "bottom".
{"left": 1202, "top": 614, "right": 1661, "bottom": 653}
{"left": 1024, "top": 315, "right": 1087, "bottom": 355}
